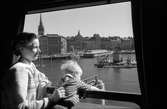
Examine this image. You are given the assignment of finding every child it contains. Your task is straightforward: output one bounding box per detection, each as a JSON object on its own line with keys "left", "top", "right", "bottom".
{"left": 60, "top": 60, "right": 103, "bottom": 106}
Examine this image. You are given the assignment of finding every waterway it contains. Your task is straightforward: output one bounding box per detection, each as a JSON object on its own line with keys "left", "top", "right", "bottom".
{"left": 35, "top": 54, "right": 140, "bottom": 106}
{"left": 36, "top": 54, "right": 140, "bottom": 94}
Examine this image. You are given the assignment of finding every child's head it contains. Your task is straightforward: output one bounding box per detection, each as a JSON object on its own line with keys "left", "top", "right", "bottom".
{"left": 60, "top": 60, "right": 83, "bottom": 79}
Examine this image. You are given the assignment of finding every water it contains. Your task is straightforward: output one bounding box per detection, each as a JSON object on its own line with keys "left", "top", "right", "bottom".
{"left": 36, "top": 55, "right": 140, "bottom": 94}
{"left": 35, "top": 56, "right": 140, "bottom": 106}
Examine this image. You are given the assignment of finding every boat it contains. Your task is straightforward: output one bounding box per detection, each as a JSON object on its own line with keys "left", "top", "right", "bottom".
{"left": 81, "top": 50, "right": 112, "bottom": 58}
{"left": 103, "top": 63, "right": 136, "bottom": 68}
{"left": 95, "top": 62, "right": 137, "bottom": 68}
{"left": 94, "top": 49, "right": 137, "bottom": 68}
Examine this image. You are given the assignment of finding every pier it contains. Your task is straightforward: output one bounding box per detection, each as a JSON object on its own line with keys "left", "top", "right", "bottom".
{"left": 39, "top": 54, "right": 71, "bottom": 60}
{"left": 82, "top": 50, "right": 113, "bottom": 58}
{"left": 81, "top": 50, "right": 135, "bottom": 58}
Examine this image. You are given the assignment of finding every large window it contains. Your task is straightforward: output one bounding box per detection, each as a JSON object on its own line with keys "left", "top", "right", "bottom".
{"left": 24, "top": 1, "right": 140, "bottom": 108}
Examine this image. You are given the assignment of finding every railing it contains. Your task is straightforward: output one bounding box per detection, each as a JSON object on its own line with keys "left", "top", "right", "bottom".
{"left": 47, "top": 87, "right": 141, "bottom": 108}
{"left": 47, "top": 74, "right": 141, "bottom": 108}
{"left": 82, "top": 74, "right": 99, "bottom": 84}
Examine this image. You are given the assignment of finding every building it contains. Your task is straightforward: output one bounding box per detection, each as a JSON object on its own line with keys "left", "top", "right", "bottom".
{"left": 120, "top": 37, "right": 134, "bottom": 50}
{"left": 38, "top": 14, "right": 67, "bottom": 55}
{"left": 88, "top": 34, "right": 101, "bottom": 50}
{"left": 39, "top": 35, "right": 48, "bottom": 56}
{"left": 39, "top": 34, "right": 67, "bottom": 55}
{"left": 67, "top": 30, "right": 85, "bottom": 52}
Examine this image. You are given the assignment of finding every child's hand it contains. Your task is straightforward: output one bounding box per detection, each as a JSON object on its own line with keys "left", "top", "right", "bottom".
{"left": 56, "top": 94, "right": 80, "bottom": 108}
{"left": 49, "top": 87, "right": 66, "bottom": 103}
{"left": 65, "top": 94, "right": 80, "bottom": 105}
{"left": 96, "top": 80, "right": 105, "bottom": 90}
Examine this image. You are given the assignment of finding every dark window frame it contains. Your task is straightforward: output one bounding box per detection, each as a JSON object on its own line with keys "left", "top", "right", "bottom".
{"left": 19, "top": 0, "right": 146, "bottom": 108}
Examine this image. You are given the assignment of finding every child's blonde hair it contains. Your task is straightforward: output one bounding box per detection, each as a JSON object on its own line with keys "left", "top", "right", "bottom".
{"left": 60, "top": 60, "right": 83, "bottom": 77}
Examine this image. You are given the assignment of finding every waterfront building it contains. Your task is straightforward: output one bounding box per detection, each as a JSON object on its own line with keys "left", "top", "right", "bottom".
{"left": 39, "top": 35, "right": 48, "bottom": 56}
{"left": 120, "top": 37, "right": 134, "bottom": 50}
{"left": 101, "top": 38, "right": 112, "bottom": 50}
{"left": 67, "top": 30, "right": 85, "bottom": 52}
{"left": 88, "top": 34, "right": 101, "bottom": 50}
{"left": 37, "top": 14, "right": 67, "bottom": 55}
{"left": 109, "top": 38, "right": 122, "bottom": 50}
{"left": 39, "top": 34, "right": 67, "bottom": 56}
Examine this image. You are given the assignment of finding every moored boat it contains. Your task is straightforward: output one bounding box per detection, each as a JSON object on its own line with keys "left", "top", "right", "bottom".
{"left": 95, "top": 62, "right": 137, "bottom": 68}
{"left": 94, "top": 49, "right": 137, "bottom": 68}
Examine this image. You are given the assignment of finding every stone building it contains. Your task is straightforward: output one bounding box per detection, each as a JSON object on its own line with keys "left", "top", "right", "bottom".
{"left": 39, "top": 34, "right": 67, "bottom": 56}
{"left": 37, "top": 14, "right": 67, "bottom": 56}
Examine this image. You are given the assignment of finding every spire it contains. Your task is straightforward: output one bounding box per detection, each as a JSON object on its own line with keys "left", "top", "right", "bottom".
{"left": 76, "top": 30, "right": 82, "bottom": 37}
{"left": 38, "top": 13, "right": 45, "bottom": 36}
{"left": 78, "top": 30, "right": 81, "bottom": 36}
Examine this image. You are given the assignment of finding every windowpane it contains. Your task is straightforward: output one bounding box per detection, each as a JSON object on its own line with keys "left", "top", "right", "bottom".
{"left": 24, "top": 1, "right": 140, "bottom": 108}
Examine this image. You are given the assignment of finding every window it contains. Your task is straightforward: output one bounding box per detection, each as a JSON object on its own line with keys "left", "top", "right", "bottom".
{"left": 24, "top": 1, "right": 141, "bottom": 108}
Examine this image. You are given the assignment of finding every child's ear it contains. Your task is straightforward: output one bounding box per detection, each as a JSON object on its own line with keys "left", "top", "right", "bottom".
{"left": 64, "top": 76, "right": 70, "bottom": 81}
{"left": 19, "top": 47, "right": 24, "bottom": 51}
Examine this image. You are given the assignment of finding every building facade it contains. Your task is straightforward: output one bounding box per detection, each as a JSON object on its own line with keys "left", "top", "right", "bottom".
{"left": 39, "top": 35, "right": 48, "bottom": 56}
{"left": 39, "top": 34, "right": 67, "bottom": 56}
{"left": 37, "top": 14, "right": 67, "bottom": 55}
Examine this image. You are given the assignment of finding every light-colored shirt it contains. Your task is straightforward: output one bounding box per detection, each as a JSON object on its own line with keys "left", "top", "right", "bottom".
{"left": 1, "top": 59, "right": 51, "bottom": 109}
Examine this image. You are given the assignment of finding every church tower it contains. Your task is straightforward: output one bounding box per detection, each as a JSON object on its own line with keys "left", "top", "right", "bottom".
{"left": 76, "top": 30, "right": 82, "bottom": 37}
{"left": 38, "top": 14, "right": 45, "bottom": 36}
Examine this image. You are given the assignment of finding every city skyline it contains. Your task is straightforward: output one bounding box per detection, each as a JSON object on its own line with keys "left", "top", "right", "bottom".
{"left": 24, "top": 1, "right": 133, "bottom": 38}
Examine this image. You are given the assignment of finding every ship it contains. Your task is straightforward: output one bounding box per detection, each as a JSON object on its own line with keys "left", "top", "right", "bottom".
{"left": 94, "top": 50, "right": 137, "bottom": 68}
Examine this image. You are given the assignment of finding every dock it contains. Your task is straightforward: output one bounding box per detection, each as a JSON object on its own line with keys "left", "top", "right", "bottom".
{"left": 81, "top": 50, "right": 113, "bottom": 58}
{"left": 39, "top": 54, "right": 71, "bottom": 60}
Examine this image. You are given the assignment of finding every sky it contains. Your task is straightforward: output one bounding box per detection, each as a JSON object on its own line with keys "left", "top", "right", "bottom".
{"left": 23, "top": 1, "right": 133, "bottom": 37}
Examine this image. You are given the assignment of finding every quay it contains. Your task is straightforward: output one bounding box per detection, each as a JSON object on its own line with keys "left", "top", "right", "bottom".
{"left": 39, "top": 54, "right": 71, "bottom": 60}
{"left": 81, "top": 50, "right": 113, "bottom": 58}
{"left": 119, "top": 50, "right": 135, "bottom": 54}
{"left": 38, "top": 50, "right": 135, "bottom": 60}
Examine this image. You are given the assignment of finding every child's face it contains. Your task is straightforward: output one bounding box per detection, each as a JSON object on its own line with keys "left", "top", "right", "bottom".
{"left": 75, "top": 72, "right": 82, "bottom": 80}
{"left": 75, "top": 74, "right": 81, "bottom": 80}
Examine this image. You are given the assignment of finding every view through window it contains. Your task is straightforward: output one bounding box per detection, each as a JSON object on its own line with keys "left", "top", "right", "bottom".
{"left": 24, "top": 1, "right": 140, "bottom": 107}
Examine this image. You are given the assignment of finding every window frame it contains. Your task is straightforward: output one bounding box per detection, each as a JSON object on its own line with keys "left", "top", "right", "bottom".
{"left": 19, "top": 0, "right": 146, "bottom": 108}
